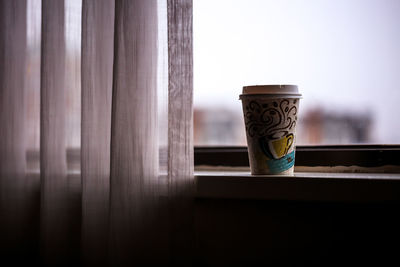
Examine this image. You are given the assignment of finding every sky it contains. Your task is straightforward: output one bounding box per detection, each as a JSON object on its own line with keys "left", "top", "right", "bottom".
{"left": 193, "top": 0, "right": 400, "bottom": 143}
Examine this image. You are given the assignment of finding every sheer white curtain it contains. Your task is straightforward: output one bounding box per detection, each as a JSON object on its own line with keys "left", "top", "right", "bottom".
{"left": 0, "top": 1, "right": 31, "bottom": 263}
{"left": 81, "top": 0, "right": 114, "bottom": 265}
{"left": 0, "top": 0, "right": 194, "bottom": 266}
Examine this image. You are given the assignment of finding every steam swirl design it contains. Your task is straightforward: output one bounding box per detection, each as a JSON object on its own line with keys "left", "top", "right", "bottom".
{"left": 244, "top": 99, "right": 298, "bottom": 139}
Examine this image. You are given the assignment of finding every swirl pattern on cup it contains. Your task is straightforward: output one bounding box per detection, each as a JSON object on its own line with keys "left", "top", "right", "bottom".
{"left": 244, "top": 99, "right": 298, "bottom": 139}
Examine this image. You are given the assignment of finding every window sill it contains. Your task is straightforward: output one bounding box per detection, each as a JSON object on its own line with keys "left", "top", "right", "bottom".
{"left": 195, "top": 170, "right": 400, "bottom": 203}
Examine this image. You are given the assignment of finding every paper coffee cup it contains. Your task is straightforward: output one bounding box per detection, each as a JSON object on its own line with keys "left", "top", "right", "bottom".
{"left": 239, "top": 85, "right": 301, "bottom": 175}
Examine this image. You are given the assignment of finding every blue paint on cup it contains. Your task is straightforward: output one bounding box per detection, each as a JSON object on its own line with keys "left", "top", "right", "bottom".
{"left": 266, "top": 150, "right": 295, "bottom": 174}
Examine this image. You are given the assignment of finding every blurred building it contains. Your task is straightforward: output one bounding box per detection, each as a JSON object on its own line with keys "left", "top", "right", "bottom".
{"left": 194, "top": 106, "right": 373, "bottom": 146}
{"left": 194, "top": 107, "right": 246, "bottom": 146}
{"left": 297, "top": 108, "right": 372, "bottom": 145}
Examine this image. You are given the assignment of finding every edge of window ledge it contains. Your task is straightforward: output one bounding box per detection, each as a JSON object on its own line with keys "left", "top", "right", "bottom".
{"left": 195, "top": 170, "right": 400, "bottom": 202}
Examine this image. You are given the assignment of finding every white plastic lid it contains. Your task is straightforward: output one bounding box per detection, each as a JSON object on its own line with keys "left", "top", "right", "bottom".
{"left": 242, "top": 85, "right": 301, "bottom": 96}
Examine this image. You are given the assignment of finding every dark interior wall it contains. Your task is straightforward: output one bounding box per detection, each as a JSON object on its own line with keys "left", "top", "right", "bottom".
{"left": 2, "top": 178, "right": 400, "bottom": 266}
{"left": 0, "top": 174, "right": 82, "bottom": 267}
{"left": 195, "top": 198, "right": 400, "bottom": 266}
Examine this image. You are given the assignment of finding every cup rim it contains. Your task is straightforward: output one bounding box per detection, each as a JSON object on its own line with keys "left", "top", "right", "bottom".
{"left": 239, "top": 93, "right": 302, "bottom": 100}
{"left": 242, "top": 84, "right": 302, "bottom": 96}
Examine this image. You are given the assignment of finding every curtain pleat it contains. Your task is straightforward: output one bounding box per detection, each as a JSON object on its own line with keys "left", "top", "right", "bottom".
{"left": 109, "top": 0, "right": 164, "bottom": 265}
{"left": 168, "top": 0, "right": 194, "bottom": 190}
{"left": 81, "top": 0, "right": 114, "bottom": 265}
{"left": 0, "top": 0, "right": 27, "bottom": 178}
{"left": 167, "top": 0, "right": 195, "bottom": 264}
{"left": 0, "top": 0, "right": 30, "bottom": 263}
{"left": 40, "top": 0, "right": 70, "bottom": 264}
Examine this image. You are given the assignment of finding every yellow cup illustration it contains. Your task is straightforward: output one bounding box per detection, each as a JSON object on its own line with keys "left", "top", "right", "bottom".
{"left": 268, "top": 133, "right": 294, "bottom": 159}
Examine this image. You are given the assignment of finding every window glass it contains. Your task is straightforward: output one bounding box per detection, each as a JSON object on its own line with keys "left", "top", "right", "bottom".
{"left": 193, "top": 0, "right": 400, "bottom": 146}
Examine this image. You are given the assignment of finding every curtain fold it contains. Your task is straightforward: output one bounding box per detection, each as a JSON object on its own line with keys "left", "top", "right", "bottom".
{"left": 40, "top": 0, "right": 70, "bottom": 264}
{"left": 167, "top": 0, "right": 195, "bottom": 264}
{"left": 81, "top": 0, "right": 114, "bottom": 265}
{"left": 0, "top": 0, "right": 27, "bottom": 177}
{"left": 0, "top": 0, "right": 29, "bottom": 263}
{"left": 0, "top": 0, "right": 194, "bottom": 265}
{"left": 109, "top": 0, "right": 166, "bottom": 265}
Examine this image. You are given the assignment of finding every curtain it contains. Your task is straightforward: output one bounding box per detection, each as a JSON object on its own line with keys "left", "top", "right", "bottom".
{"left": 81, "top": 0, "right": 114, "bottom": 265}
{"left": 0, "top": 0, "right": 31, "bottom": 263}
{"left": 167, "top": 0, "right": 195, "bottom": 263}
{"left": 0, "top": 0, "right": 194, "bottom": 266}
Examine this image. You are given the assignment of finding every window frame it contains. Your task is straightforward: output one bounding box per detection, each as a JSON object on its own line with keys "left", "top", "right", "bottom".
{"left": 194, "top": 145, "right": 400, "bottom": 170}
